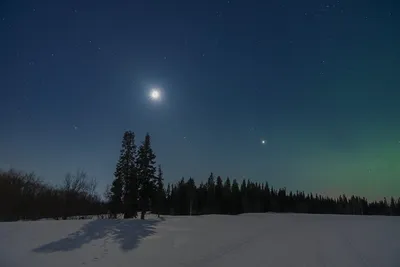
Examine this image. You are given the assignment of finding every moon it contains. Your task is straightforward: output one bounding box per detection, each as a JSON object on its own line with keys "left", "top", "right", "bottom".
{"left": 149, "top": 89, "right": 161, "bottom": 101}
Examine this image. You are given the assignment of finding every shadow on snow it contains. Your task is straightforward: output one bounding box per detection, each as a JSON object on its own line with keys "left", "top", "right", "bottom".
{"left": 32, "top": 218, "right": 163, "bottom": 253}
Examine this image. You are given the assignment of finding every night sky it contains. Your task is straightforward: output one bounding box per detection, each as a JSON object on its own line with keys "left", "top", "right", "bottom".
{"left": 1, "top": 0, "right": 399, "bottom": 200}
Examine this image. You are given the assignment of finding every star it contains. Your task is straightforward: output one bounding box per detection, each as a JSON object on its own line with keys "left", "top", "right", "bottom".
{"left": 261, "top": 140, "right": 266, "bottom": 145}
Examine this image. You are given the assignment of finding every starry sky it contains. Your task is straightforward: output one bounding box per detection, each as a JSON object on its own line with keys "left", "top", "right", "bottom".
{"left": 1, "top": 0, "right": 399, "bottom": 200}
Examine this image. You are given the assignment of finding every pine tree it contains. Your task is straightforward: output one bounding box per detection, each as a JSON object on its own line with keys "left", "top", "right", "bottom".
{"left": 111, "top": 131, "right": 138, "bottom": 218}
{"left": 262, "top": 182, "right": 270, "bottom": 212}
{"left": 231, "top": 179, "right": 241, "bottom": 214}
{"left": 397, "top": 198, "right": 400, "bottom": 216}
{"left": 169, "top": 184, "right": 176, "bottom": 215}
{"left": 136, "top": 133, "right": 157, "bottom": 219}
{"left": 215, "top": 176, "right": 223, "bottom": 213}
{"left": 197, "top": 182, "right": 207, "bottom": 214}
{"left": 206, "top": 173, "right": 215, "bottom": 213}
{"left": 240, "top": 179, "right": 248, "bottom": 213}
{"left": 155, "top": 165, "right": 165, "bottom": 217}
{"left": 187, "top": 177, "right": 196, "bottom": 215}
{"left": 222, "top": 177, "right": 232, "bottom": 214}
{"left": 122, "top": 131, "right": 138, "bottom": 218}
{"left": 165, "top": 183, "right": 171, "bottom": 213}
{"left": 109, "top": 176, "right": 123, "bottom": 218}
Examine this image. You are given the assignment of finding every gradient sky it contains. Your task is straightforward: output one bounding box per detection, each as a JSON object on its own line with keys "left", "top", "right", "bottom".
{"left": 1, "top": 0, "right": 399, "bottom": 200}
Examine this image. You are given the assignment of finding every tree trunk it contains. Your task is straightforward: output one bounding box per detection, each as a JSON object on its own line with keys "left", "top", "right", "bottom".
{"left": 140, "top": 210, "right": 145, "bottom": 220}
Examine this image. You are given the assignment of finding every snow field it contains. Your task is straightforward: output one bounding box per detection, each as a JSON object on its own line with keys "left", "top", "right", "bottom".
{"left": 1, "top": 213, "right": 399, "bottom": 267}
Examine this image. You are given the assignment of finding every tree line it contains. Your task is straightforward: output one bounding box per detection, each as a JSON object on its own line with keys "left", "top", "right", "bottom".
{"left": 0, "top": 169, "right": 106, "bottom": 221}
{"left": 161, "top": 174, "right": 400, "bottom": 216}
{"left": 1, "top": 130, "right": 400, "bottom": 222}
{"left": 106, "top": 130, "right": 400, "bottom": 218}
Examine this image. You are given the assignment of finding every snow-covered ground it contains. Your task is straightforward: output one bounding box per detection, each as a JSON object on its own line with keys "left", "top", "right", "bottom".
{"left": 1, "top": 213, "right": 399, "bottom": 267}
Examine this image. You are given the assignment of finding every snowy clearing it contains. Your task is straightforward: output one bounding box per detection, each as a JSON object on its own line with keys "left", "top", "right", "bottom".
{"left": 1, "top": 213, "right": 399, "bottom": 267}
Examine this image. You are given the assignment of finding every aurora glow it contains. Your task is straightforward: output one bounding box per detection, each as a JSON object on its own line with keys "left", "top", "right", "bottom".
{"left": 0, "top": 1, "right": 398, "bottom": 201}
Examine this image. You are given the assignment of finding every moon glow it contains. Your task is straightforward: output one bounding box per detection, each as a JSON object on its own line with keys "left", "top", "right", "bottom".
{"left": 150, "top": 89, "right": 161, "bottom": 101}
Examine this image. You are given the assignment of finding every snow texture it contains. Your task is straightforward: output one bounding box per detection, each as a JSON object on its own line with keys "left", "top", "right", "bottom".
{"left": 1, "top": 213, "right": 399, "bottom": 267}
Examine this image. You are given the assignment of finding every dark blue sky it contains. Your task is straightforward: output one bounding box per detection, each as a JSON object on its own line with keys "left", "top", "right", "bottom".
{"left": 1, "top": 0, "right": 399, "bottom": 200}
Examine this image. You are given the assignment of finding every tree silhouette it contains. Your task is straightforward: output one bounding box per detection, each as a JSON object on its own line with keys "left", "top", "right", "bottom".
{"left": 111, "top": 131, "right": 138, "bottom": 218}
{"left": 154, "top": 165, "right": 165, "bottom": 217}
{"left": 2, "top": 130, "right": 400, "bottom": 222}
{"left": 136, "top": 133, "right": 157, "bottom": 219}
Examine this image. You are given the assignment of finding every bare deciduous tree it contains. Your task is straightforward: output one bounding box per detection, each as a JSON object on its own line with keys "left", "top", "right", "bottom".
{"left": 0, "top": 168, "right": 106, "bottom": 222}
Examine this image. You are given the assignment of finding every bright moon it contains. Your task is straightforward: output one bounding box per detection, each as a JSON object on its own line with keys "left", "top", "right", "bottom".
{"left": 261, "top": 140, "right": 266, "bottom": 145}
{"left": 150, "top": 89, "right": 161, "bottom": 101}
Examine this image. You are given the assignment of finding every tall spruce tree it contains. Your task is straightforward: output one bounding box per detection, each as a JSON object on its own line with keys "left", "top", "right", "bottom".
{"left": 113, "top": 131, "right": 138, "bottom": 218}
{"left": 155, "top": 165, "right": 165, "bottom": 217}
{"left": 215, "top": 176, "right": 223, "bottom": 214}
{"left": 240, "top": 179, "right": 248, "bottom": 213}
{"left": 136, "top": 133, "right": 157, "bottom": 219}
{"left": 222, "top": 177, "right": 232, "bottom": 214}
{"left": 109, "top": 175, "right": 123, "bottom": 218}
{"left": 206, "top": 173, "right": 215, "bottom": 213}
{"left": 231, "top": 179, "right": 241, "bottom": 214}
{"left": 187, "top": 177, "right": 196, "bottom": 215}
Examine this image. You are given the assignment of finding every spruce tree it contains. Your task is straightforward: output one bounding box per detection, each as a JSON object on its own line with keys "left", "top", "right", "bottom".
{"left": 113, "top": 130, "right": 138, "bottom": 218}
{"left": 262, "top": 182, "right": 270, "bottom": 212}
{"left": 231, "top": 179, "right": 241, "bottom": 214}
{"left": 166, "top": 183, "right": 171, "bottom": 213}
{"left": 240, "top": 179, "right": 248, "bottom": 213}
{"left": 215, "top": 176, "right": 223, "bottom": 213}
{"left": 197, "top": 182, "right": 207, "bottom": 214}
{"left": 206, "top": 173, "right": 215, "bottom": 213}
{"left": 187, "top": 177, "right": 196, "bottom": 215}
{"left": 109, "top": 176, "right": 123, "bottom": 218}
{"left": 136, "top": 133, "right": 157, "bottom": 219}
{"left": 222, "top": 177, "right": 232, "bottom": 214}
{"left": 155, "top": 165, "right": 165, "bottom": 217}
{"left": 177, "top": 177, "right": 187, "bottom": 215}
{"left": 397, "top": 198, "right": 400, "bottom": 216}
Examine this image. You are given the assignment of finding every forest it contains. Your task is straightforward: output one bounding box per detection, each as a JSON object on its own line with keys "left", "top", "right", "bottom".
{"left": 1, "top": 130, "right": 399, "bottom": 222}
